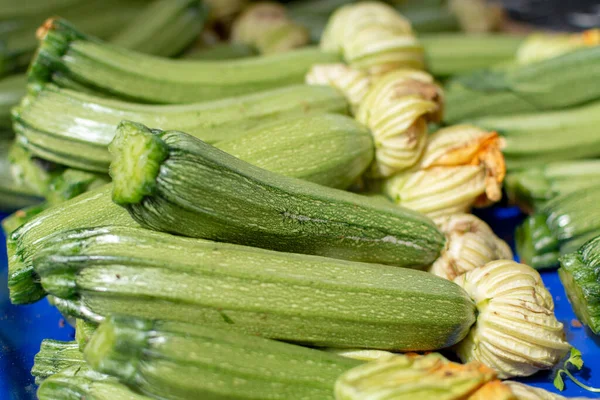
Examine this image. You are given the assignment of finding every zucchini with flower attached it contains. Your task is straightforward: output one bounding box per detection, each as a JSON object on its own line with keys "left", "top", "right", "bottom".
{"left": 109, "top": 121, "right": 444, "bottom": 267}
{"left": 31, "top": 340, "right": 84, "bottom": 385}
{"left": 30, "top": 226, "right": 569, "bottom": 378}
{"left": 559, "top": 235, "right": 600, "bottom": 335}
{"left": 516, "top": 185, "right": 600, "bottom": 270}
{"left": 13, "top": 83, "right": 350, "bottom": 172}
{"left": 382, "top": 124, "right": 506, "bottom": 218}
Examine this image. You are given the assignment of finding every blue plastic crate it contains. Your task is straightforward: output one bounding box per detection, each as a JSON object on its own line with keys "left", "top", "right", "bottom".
{"left": 1, "top": 207, "right": 599, "bottom": 399}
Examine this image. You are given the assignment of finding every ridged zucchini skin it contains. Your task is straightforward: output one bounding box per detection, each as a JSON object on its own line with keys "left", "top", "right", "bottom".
{"left": 13, "top": 84, "right": 349, "bottom": 171}
{"left": 36, "top": 226, "right": 475, "bottom": 351}
{"left": 559, "top": 236, "right": 600, "bottom": 334}
{"left": 29, "top": 19, "right": 341, "bottom": 104}
{"left": 37, "top": 365, "right": 151, "bottom": 400}
{"left": 0, "top": 138, "right": 43, "bottom": 212}
{"left": 516, "top": 185, "right": 600, "bottom": 269}
{"left": 86, "top": 316, "right": 361, "bottom": 400}
{"left": 110, "top": 121, "right": 445, "bottom": 268}
{"left": 31, "top": 340, "right": 84, "bottom": 385}
{"left": 8, "top": 184, "right": 137, "bottom": 305}
{"left": 1, "top": 202, "right": 49, "bottom": 237}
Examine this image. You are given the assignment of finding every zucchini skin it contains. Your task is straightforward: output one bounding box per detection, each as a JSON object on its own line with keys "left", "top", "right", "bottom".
{"left": 516, "top": 185, "right": 600, "bottom": 269}
{"left": 559, "top": 235, "right": 600, "bottom": 334}
{"left": 110, "top": 121, "right": 445, "bottom": 268}
{"left": 0, "top": 74, "right": 26, "bottom": 129}
{"left": 86, "top": 316, "right": 362, "bottom": 400}
{"left": 0, "top": 138, "right": 43, "bottom": 212}
{"left": 36, "top": 226, "right": 476, "bottom": 351}
{"left": 31, "top": 340, "right": 84, "bottom": 385}
{"left": 14, "top": 84, "right": 349, "bottom": 171}
{"left": 29, "top": 19, "right": 341, "bottom": 104}
{"left": 8, "top": 184, "right": 137, "bottom": 304}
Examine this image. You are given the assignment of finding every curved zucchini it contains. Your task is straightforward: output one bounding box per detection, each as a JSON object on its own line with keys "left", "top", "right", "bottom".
{"left": 13, "top": 84, "right": 349, "bottom": 171}
{"left": 559, "top": 235, "right": 600, "bottom": 334}
{"left": 35, "top": 225, "right": 475, "bottom": 350}
{"left": 29, "top": 18, "right": 340, "bottom": 103}
{"left": 110, "top": 121, "right": 445, "bottom": 268}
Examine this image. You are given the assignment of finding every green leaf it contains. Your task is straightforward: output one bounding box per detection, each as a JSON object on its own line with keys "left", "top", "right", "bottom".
{"left": 568, "top": 348, "right": 584, "bottom": 370}
{"left": 554, "top": 371, "right": 565, "bottom": 391}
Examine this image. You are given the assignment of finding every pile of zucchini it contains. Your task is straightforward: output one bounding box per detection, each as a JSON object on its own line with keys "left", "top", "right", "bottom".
{"left": 1, "top": 0, "right": 598, "bottom": 399}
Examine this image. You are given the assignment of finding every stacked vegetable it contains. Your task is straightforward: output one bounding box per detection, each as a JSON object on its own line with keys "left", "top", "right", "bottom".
{"left": 1, "top": 1, "right": 598, "bottom": 399}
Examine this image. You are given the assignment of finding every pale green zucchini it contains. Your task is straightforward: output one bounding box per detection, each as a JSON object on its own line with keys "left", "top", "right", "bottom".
{"left": 37, "top": 365, "right": 152, "bottom": 400}
{"left": 35, "top": 226, "right": 474, "bottom": 350}
{"left": 444, "top": 46, "right": 600, "bottom": 122}
{"left": 1, "top": 202, "right": 48, "bottom": 237}
{"left": 0, "top": 138, "right": 43, "bottom": 211}
{"left": 8, "top": 184, "right": 136, "bottom": 304}
{"left": 29, "top": 19, "right": 340, "bottom": 103}
{"left": 110, "top": 121, "right": 445, "bottom": 268}
{"left": 31, "top": 340, "right": 84, "bottom": 385}
{"left": 85, "top": 315, "right": 362, "bottom": 400}
{"left": 13, "top": 83, "right": 349, "bottom": 171}
{"left": 75, "top": 319, "right": 97, "bottom": 351}
{"left": 559, "top": 235, "right": 600, "bottom": 335}
{"left": 183, "top": 42, "right": 258, "bottom": 60}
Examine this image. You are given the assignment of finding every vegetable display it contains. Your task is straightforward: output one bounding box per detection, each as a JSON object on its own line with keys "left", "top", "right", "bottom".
{"left": 2, "top": 1, "right": 597, "bottom": 398}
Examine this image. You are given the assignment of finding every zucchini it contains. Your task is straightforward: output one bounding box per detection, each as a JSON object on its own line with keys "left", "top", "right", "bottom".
{"left": 109, "top": 0, "right": 207, "bottom": 58}
{"left": 85, "top": 316, "right": 361, "bottom": 400}
{"left": 29, "top": 18, "right": 340, "bottom": 103}
{"left": 1, "top": 202, "right": 48, "bottom": 237}
{"left": 444, "top": 46, "right": 600, "bottom": 122}
{"left": 516, "top": 185, "right": 600, "bottom": 269}
{"left": 183, "top": 43, "right": 258, "bottom": 60}
{"left": 421, "top": 33, "right": 523, "bottom": 77}
{"left": 559, "top": 235, "right": 600, "bottom": 334}
{"left": 0, "top": 74, "right": 26, "bottom": 130}
{"left": 0, "top": 138, "right": 43, "bottom": 211}
{"left": 36, "top": 226, "right": 475, "bottom": 350}
{"left": 110, "top": 121, "right": 445, "bottom": 268}
{"left": 7, "top": 184, "right": 136, "bottom": 304}
{"left": 13, "top": 83, "right": 349, "bottom": 171}
{"left": 37, "top": 365, "right": 151, "bottom": 400}
{"left": 75, "top": 318, "right": 97, "bottom": 351}
{"left": 31, "top": 340, "right": 84, "bottom": 385}
{"left": 9, "top": 142, "right": 109, "bottom": 204}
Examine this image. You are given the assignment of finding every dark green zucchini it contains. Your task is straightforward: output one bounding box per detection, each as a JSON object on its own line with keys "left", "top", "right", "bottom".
{"left": 34, "top": 226, "right": 475, "bottom": 350}
{"left": 559, "top": 235, "right": 600, "bottom": 335}
{"left": 110, "top": 121, "right": 445, "bottom": 268}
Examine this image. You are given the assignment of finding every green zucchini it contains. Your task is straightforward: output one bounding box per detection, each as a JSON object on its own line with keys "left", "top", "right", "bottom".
{"left": 505, "top": 159, "right": 600, "bottom": 210}
{"left": 13, "top": 83, "right": 349, "bottom": 171}
{"left": 85, "top": 315, "right": 362, "bottom": 400}
{"left": 559, "top": 235, "right": 600, "bottom": 335}
{"left": 37, "top": 365, "right": 152, "bottom": 400}
{"left": 31, "top": 340, "right": 84, "bottom": 385}
{"left": 7, "top": 184, "right": 136, "bottom": 304}
{"left": 0, "top": 74, "right": 26, "bottom": 130}
{"left": 75, "top": 318, "right": 97, "bottom": 351}
{"left": 35, "top": 225, "right": 474, "bottom": 350}
{"left": 9, "top": 142, "right": 110, "bottom": 204}
{"left": 109, "top": 0, "right": 207, "bottom": 58}
{"left": 516, "top": 185, "right": 600, "bottom": 269}
{"left": 1, "top": 202, "right": 48, "bottom": 237}
{"left": 0, "top": 138, "right": 43, "bottom": 211}
{"left": 29, "top": 18, "right": 340, "bottom": 103}
{"left": 444, "top": 46, "right": 600, "bottom": 122}
{"left": 110, "top": 121, "right": 445, "bottom": 268}
{"left": 183, "top": 42, "right": 258, "bottom": 60}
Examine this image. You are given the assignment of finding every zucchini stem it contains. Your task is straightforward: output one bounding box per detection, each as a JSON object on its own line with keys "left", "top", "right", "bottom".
{"left": 109, "top": 121, "right": 168, "bottom": 206}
